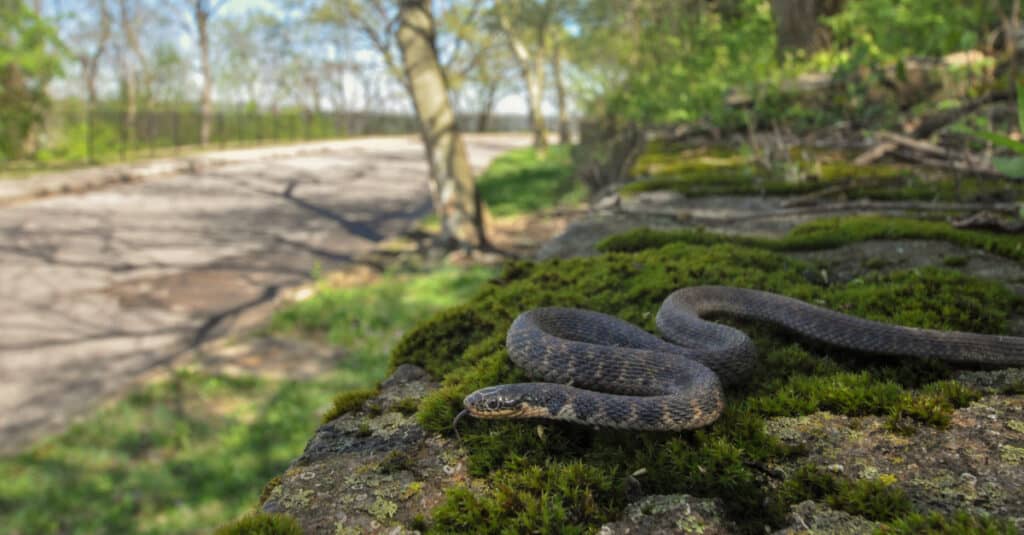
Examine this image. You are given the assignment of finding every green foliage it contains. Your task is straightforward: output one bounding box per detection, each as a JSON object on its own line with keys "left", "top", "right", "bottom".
{"left": 824, "top": 0, "right": 1001, "bottom": 61}
{"left": 780, "top": 465, "right": 912, "bottom": 521}
{"left": 879, "top": 510, "right": 1020, "bottom": 534}
{"left": 213, "top": 512, "right": 303, "bottom": 535}
{"left": 575, "top": 0, "right": 777, "bottom": 124}
{"left": 955, "top": 82, "right": 1024, "bottom": 179}
{"left": 475, "top": 145, "right": 585, "bottom": 216}
{"left": 0, "top": 0, "right": 65, "bottom": 160}
{"left": 598, "top": 216, "right": 1024, "bottom": 264}
{"left": 390, "top": 220, "right": 1017, "bottom": 532}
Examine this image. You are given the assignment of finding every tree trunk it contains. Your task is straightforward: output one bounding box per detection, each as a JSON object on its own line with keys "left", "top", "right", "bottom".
{"left": 552, "top": 42, "right": 570, "bottom": 144}
{"left": 476, "top": 82, "right": 498, "bottom": 132}
{"left": 397, "top": 0, "right": 487, "bottom": 250}
{"left": 196, "top": 0, "right": 213, "bottom": 146}
{"left": 770, "top": 0, "right": 826, "bottom": 58}
{"left": 117, "top": 0, "right": 137, "bottom": 147}
{"left": 498, "top": 10, "right": 548, "bottom": 153}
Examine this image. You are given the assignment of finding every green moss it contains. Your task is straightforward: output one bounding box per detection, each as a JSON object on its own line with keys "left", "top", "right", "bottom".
{"left": 943, "top": 255, "right": 969, "bottom": 267}
{"left": 879, "top": 510, "right": 1019, "bottom": 534}
{"left": 598, "top": 216, "right": 1024, "bottom": 264}
{"left": 213, "top": 512, "right": 303, "bottom": 535}
{"left": 321, "top": 388, "right": 377, "bottom": 423}
{"left": 780, "top": 465, "right": 912, "bottom": 521}
{"left": 625, "top": 144, "right": 1024, "bottom": 201}
{"left": 429, "top": 460, "right": 625, "bottom": 534}
{"left": 259, "top": 476, "right": 282, "bottom": 506}
{"left": 384, "top": 230, "right": 1017, "bottom": 533}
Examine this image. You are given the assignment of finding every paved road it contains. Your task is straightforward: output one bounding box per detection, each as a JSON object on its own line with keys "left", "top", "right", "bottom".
{"left": 0, "top": 133, "right": 530, "bottom": 454}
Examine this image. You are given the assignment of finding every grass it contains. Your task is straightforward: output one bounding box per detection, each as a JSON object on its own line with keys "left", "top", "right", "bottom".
{"left": 380, "top": 217, "right": 1021, "bottom": 533}
{"left": 475, "top": 145, "right": 586, "bottom": 216}
{"left": 0, "top": 267, "right": 497, "bottom": 535}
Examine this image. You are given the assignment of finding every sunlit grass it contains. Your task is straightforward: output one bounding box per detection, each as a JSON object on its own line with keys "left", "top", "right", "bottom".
{"left": 0, "top": 266, "right": 496, "bottom": 535}
{"left": 475, "top": 144, "right": 585, "bottom": 216}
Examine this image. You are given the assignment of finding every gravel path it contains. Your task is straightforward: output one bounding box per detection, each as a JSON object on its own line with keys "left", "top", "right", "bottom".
{"left": 0, "top": 133, "right": 530, "bottom": 454}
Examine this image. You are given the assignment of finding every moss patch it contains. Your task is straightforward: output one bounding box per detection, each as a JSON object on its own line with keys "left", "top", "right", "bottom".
{"left": 626, "top": 144, "right": 1024, "bottom": 202}
{"left": 598, "top": 216, "right": 1024, "bottom": 264}
{"left": 780, "top": 465, "right": 912, "bottom": 522}
{"left": 879, "top": 510, "right": 1019, "bottom": 534}
{"left": 213, "top": 512, "right": 303, "bottom": 535}
{"left": 382, "top": 227, "right": 1019, "bottom": 533}
{"left": 322, "top": 388, "right": 378, "bottom": 423}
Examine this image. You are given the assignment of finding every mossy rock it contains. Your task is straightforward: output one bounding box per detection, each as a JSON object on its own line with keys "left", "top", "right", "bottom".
{"left": 625, "top": 144, "right": 1024, "bottom": 202}
{"left": 378, "top": 217, "right": 1022, "bottom": 533}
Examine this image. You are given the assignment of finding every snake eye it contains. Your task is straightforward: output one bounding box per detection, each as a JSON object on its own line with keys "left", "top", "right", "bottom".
{"left": 485, "top": 399, "right": 499, "bottom": 411}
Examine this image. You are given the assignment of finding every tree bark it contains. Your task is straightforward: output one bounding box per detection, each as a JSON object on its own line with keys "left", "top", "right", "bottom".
{"left": 118, "top": 0, "right": 137, "bottom": 146}
{"left": 195, "top": 0, "right": 214, "bottom": 146}
{"left": 552, "top": 42, "right": 570, "bottom": 144}
{"left": 81, "top": 1, "right": 110, "bottom": 105}
{"left": 476, "top": 82, "right": 497, "bottom": 132}
{"left": 497, "top": 9, "right": 548, "bottom": 153}
{"left": 769, "top": 0, "right": 836, "bottom": 59}
{"left": 397, "top": 0, "right": 488, "bottom": 249}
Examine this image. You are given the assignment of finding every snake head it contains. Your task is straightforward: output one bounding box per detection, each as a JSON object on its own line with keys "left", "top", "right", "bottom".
{"left": 462, "top": 385, "right": 545, "bottom": 419}
{"left": 463, "top": 386, "right": 529, "bottom": 418}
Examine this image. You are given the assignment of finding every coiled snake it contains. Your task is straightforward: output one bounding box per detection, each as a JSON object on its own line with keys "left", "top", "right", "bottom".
{"left": 456, "top": 286, "right": 1024, "bottom": 432}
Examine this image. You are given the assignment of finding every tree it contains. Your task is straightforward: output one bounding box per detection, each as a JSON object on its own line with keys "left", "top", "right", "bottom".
{"left": 494, "top": 0, "right": 554, "bottom": 153}
{"left": 183, "top": 0, "right": 227, "bottom": 146}
{"left": 769, "top": 0, "right": 845, "bottom": 59}
{"left": 551, "top": 33, "right": 570, "bottom": 144}
{"left": 440, "top": 0, "right": 515, "bottom": 132}
{"left": 65, "top": 0, "right": 111, "bottom": 105}
{"left": 396, "top": 0, "right": 487, "bottom": 248}
{"left": 0, "top": 0, "right": 64, "bottom": 160}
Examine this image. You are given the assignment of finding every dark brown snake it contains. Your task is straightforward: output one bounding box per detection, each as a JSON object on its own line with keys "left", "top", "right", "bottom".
{"left": 456, "top": 286, "right": 1024, "bottom": 432}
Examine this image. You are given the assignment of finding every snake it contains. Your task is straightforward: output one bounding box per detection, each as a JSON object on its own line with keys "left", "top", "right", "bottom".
{"left": 455, "top": 286, "right": 1024, "bottom": 432}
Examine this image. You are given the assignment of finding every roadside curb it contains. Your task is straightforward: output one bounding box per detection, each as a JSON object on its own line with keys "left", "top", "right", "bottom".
{"left": 0, "top": 136, "right": 420, "bottom": 206}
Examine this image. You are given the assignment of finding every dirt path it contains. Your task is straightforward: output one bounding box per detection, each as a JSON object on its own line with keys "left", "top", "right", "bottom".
{"left": 0, "top": 133, "right": 530, "bottom": 455}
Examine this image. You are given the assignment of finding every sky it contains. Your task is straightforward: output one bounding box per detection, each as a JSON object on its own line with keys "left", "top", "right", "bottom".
{"left": 212, "top": 0, "right": 544, "bottom": 115}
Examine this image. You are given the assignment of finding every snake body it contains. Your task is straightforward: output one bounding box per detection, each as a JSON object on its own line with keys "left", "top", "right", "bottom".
{"left": 460, "top": 286, "right": 1024, "bottom": 431}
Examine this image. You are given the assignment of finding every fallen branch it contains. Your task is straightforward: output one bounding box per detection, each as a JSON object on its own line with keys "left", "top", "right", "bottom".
{"left": 893, "top": 149, "right": 1009, "bottom": 180}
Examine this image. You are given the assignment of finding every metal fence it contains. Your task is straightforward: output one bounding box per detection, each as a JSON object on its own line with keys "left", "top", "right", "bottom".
{"left": 11, "top": 104, "right": 536, "bottom": 170}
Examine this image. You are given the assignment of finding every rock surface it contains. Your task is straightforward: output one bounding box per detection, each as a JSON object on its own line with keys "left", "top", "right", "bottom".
{"left": 765, "top": 395, "right": 1024, "bottom": 529}
{"left": 597, "top": 494, "right": 736, "bottom": 534}
{"left": 261, "top": 364, "right": 471, "bottom": 534}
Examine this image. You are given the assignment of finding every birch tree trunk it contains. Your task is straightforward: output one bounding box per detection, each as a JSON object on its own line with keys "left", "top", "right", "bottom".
{"left": 497, "top": 10, "right": 548, "bottom": 153}
{"left": 118, "top": 0, "right": 137, "bottom": 146}
{"left": 552, "top": 42, "right": 570, "bottom": 144}
{"left": 195, "top": 0, "right": 214, "bottom": 146}
{"left": 397, "top": 0, "right": 488, "bottom": 249}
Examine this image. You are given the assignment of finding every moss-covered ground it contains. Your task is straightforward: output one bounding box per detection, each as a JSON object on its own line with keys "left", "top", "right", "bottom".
{"left": 624, "top": 141, "right": 1024, "bottom": 202}
{"left": 377, "top": 216, "right": 1022, "bottom": 533}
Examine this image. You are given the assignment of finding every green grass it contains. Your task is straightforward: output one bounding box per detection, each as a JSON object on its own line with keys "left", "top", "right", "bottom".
{"left": 0, "top": 266, "right": 496, "bottom": 535}
{"left": 381, "top": 219, "right": 1021, "bottom": 533}
{"left": 475, "top": 145, "right": 585, "bottom": 216}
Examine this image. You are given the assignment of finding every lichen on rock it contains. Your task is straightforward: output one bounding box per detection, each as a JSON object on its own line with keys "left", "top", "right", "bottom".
{"left": 261, "top": 364, "right": 472, "bottom": 534}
